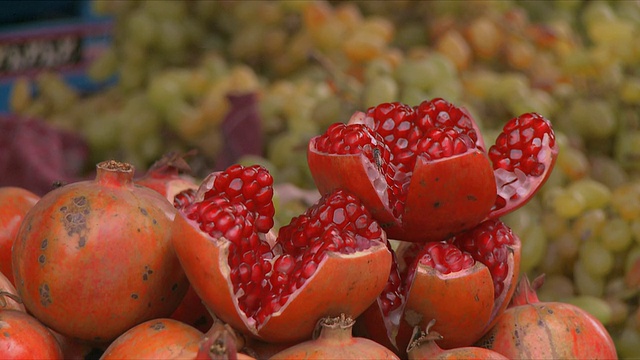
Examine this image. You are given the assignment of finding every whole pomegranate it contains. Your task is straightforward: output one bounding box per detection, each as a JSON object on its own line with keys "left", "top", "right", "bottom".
{"left": 0, "top": 309, "right": 64, "bottom": 359}
{"left": 357, "top": 219, "right": 521, "bottom": 354}
{"left": 0, "top": 186, "right": 39, "bottom": 285}
{"left": 308, "top": 98, "right": 558, "bottom": 242}
{"left": 172, "top": 164, "right": 392, "bottom": 343}
{"left": 476, "top": 275, "right": 618, "bottom": 359}
{"left": 406, "top": 320, "right": 508, "bottom": 360}
{"left": 12, "top": 160, "right": 189, "bottom": 344}
{"left": 270, "top": 314, "right": 400, "bottom": 359}
{"left": 100, "top": 318, "right": 203, "bottom": 359}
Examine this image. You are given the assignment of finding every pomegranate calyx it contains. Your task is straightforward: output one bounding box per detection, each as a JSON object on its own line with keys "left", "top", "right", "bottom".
{"left": 0, "top": 291, "right": 22, "bottom": 307}
{"left": 406, "top": 319, "right": 443, "bottom": 354}
{"left": 509, "top": 274, "right": 542, "bottom": 307}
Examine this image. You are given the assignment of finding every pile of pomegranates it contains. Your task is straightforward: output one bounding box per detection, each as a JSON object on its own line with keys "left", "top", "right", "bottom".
{"left": 0, "top": 98, "right": 618, "bottom": 359}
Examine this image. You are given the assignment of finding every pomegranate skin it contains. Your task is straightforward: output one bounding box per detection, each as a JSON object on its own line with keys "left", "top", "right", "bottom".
{"left": 12, "top": 160, "right": 189, "bottom": 344}
{"left": 0, "top": 186, "right": 39, "bottom": 285}
{"left": 101, "top": 318, "right": 203, "bottom": 359}
{"left": 477, "top": 300, "right": 617, "bottom": 359}
{"left": 0, "top": 309, "right": 64, "bottom": 359}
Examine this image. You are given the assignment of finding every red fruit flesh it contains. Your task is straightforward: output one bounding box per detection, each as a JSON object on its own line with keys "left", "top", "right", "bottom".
{"left": 488, "top": 112, "right": 558, "bottom": 219}
{"left": 172, "top": 165, "right": 392, "bottom": 343}
{"left": 308, "top": 98, "right": 497, "bottom": 242}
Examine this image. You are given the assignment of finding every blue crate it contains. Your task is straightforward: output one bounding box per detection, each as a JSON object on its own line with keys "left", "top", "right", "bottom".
{"left": 0, "top": 0, "right": 115, "bottom": 113}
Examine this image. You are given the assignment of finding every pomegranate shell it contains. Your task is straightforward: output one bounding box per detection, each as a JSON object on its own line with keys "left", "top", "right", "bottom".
{"left": 307, "top": 143, "right": 496, "bottom": 243}
{"left": 171, "top": 210, "right": 392, "bottom": 344}
{"left": 0, "top": 309, "right": 64, "bottom": 359}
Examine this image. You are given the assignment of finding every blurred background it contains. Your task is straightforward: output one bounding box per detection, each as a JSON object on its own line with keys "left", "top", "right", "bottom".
{"left": 1, "top": 0, "right": 639, "bottom": 356}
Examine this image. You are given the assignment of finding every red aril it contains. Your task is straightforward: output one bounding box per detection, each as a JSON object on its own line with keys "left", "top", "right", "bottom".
{"left": 308, "top": 98, "right": 557, "bottom": 242}
{"left": 172, "top": 164, "right": 392, "bottom": 343}
{"left": 476, "top": 275, "right": 617, "bottom": 359}
{"left": 12, "top": 160, "right": 189, "bottom": 344}
{"left": 0, "top": 186, "right": 39, "bottom": 286}
{"left": 357, "top": 219, "right": 521, "bottom": 355}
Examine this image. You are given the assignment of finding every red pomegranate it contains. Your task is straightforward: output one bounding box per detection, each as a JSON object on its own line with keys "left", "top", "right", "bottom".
{"left": 0, "top": 309, "right": 64, "bottom": 359}
{"left": 406, "top": 320, "right": 508, "bottom": 360}
{"left": 135, "top": 150, "right": 198, "bottom": 203}
{"left": 12, "top": 160, "right": 189, "bottom": 344}
{"left": 101, "top": 318, "right": 203, "bottom": 359}
{"left": 357, "top": 219, "right": 521, "bottom": 355}
{"left": 308, "top": 98, "right": 558, "bottom": 242}
{"left": 270, "top": 314, "right": 400, "bottom": 359}
{"left": 172, "top": 164, "right": 392, "bottom": 343}
{"left": 476, "top": 275, "right": 618, "bottom": 359}
{"left": 0, "top": 186, "right": 39, "bottom": 285}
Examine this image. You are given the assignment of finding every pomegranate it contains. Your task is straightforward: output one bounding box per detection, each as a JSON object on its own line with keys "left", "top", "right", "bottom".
{"left": 270, "top": 314, "right": 400, "bottom": 359}
{"left": 1, "top": 270, "right": 25, "bottom": 312}
{"left": 136, "top": 150, "right": 199, "bottom": 202}
{"left": 172, "top": 164, "right": 392, "bottom": 343}
{"left": 12, "top": 160, "right": 189, "bottom": 344}
{"left": 308, "top": 98, "right": 558, "bottom": 242}
{"left": 0, "top": 309, "right": 64, "bottom": 359}
{"left": 0, "top": 186, "right": 39, "bottom": 285}
{"left": 101, "top": 318, "right": 203, "bottom": 359}
{"left": 406, "top": 320, "right": 508, "bottom": 360}
{"left": 357, "top": 219, "right": 521, "bottom": 354}
{"left": 170, "top": 285, "right": 215, "bottom": 333}
{"left": 476, "top": 275, "right": 617, "bottom": 359}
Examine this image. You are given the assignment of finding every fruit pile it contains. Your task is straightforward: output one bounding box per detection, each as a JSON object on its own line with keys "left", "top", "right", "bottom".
{"left": 1, "top": 0, "right": 639, "bottom": 358}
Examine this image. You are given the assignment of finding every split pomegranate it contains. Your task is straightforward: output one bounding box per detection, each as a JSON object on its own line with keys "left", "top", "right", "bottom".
{"left": 270, "top": 314, "right": 400, "bottom": 359}
{"left": 171, "top": 164, "right": 392, "bottom": 343}
{"left": 357, "top": 219, "right": 521, "bottom": 354}
{"left": 0, "top": 186, "right": 39, "bottom": 286}
{"left": 12, "top": 160, "right": 189, "bottom": 344}
{"left": 136, "top": 150, "right": 198, "bottom": 202}
{"left": 308, "top": 98, "right": 558, "bottom": 242}
{"left": 101, "top": 318, "right": 203, "bottom": 359}
{"left": 406, "top": 320, "right": 508, "bottom": 360}
{"left": 476, "top": 275, "right": 618, "bottom": 359}
{"left": 0, "top": 309, "right": 64, "bottom": 359}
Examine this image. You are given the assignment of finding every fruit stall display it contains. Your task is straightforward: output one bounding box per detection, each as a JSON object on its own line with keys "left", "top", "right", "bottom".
{"left": 1, "top": 0, "right": 639, "bottom": 358}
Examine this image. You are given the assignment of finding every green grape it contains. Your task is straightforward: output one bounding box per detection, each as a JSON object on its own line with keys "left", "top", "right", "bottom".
{"left": 536, "top": 274, "right": 575, "bottom": 302}
{"left": 579, "top": 240, "right": 614, "bottom": 277}
{"left": 567, "top": 178, "right": 612, "bottom": 210}
{"left": 540, "top": 212, "right": 568, "bottom": 238}
{"left": 571, "top": 208, "right": 606, "bottom": 243}
{"left": 562, "top": 295, "right": 613, "bottom": 326}
{"left": 573, "top": 260, "right": 605, "bottom": 297}
{"left": 616, "top": 325, "right": 640, "bottom": 359}
{"left": 615, "top": 131, "right": 640, "bottom": 171}
{"left": 555, "top": 232, "right": 579, "bottom": 260}
{"left": 589, "top": 155, "right": 628, "bottom": 189}
{"left": 362, "top": 75, "right": 399, "bottom": 108}
{"left": 630, "top": 219, "right": 640, "bottom": 244}
{"left": 601, "top": 217, "right": 633, "bottom": 252}
{"left": 553, "top": 186, "right": 586, "bottom": 219}
{"left": 88, "top": 47, "right": 118, "bottom": 82}
{"left": 127, "top": 9, "right": 158, "bottom": 47}
{"left": 466, "top": 15, "right": 503, "bottom": 59}
{"left": 557, "top": 146, "right": 590, "bottom": 180}
{"left": 435, "top": 29, "right": 471, "bottom": 71}
{"left": 611, "top": 182, "right": 640, "bottom": 221}
{"left": 567, "top": 98, "right": 617, "bottom": 140}
{"left": 620, "top": 77, "right": 640, "bottom": 104}
{"left": 519, "top": 224, "right": 547, "bottom": 274}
